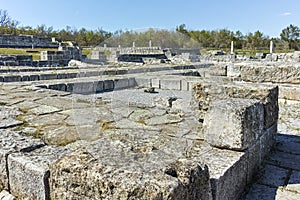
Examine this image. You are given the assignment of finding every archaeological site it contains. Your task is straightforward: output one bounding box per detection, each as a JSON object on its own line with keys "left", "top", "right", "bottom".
{"left": 0, "top": 33, "right": 299, "bottom": 200}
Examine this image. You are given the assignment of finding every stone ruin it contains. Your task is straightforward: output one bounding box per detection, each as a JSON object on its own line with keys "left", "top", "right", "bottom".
{"left": 0, "top": 55, "right": 299, "bottom": 199}
{"left": 0, "top": 35, "right": 82, "bottom": 67}
{"left": 0, "top": 35, "right": 299, "bottom": 199}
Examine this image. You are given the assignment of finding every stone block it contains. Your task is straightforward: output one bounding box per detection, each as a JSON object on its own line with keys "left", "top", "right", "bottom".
{"left": 85, "top": 71, "right": 100, "bottom": 77}
{"left": 197, "top": 148, "right": 247, "bottom": 200}
{"left": 128, "top": 77, "right": 137, "bottom": 88}
{"left": 3, "top": 75, "right": 21, "bottom": 82}
{"left": 66, "top": 83, "right": 74, "bottom": 93}
{"left": 181, "top": 79, "right": 189, "bottom": 91}
{"left": 135, "top": 77, "right": 151, "bottom": 87}
{"left": 57, "top": 73, "right": 69, "bottom": 79}
{"left": 279, "top": 85, "right": 300, "bottom": 101}
{"left": 0, "top": 130, "right": 44, "bottom": 191}
{"left": 67, "top": 73, "right": 77, "bottom": 79}
{"left": 151, "top": 78, "right": 160, "bottom": 88}
{"left": 21, "top": 75, "right": 30, "bottom": 82}
{"left": 227, "top": 64, "right": 241, "bottom": 77}
{"left": 73, "top": 82, "right": 95, "bottom": 94}
{"left": 103, "top": 79, "right": 114, "bottom": 91}
{"left": 94, "top": 81, "right": 104, "bottom": 93}
{"left": 48, "top": 83, "right": 67, "bottom": 92}
{"left": 29, "top": 74, "right": 39, "bottom": 81}
{"left": 49, "top": 138, "right": 212, "bottom": 199}
{"left": 203, "top": 98, "right": 264, "bottom": 150}
{"left": 8, "top": 145, "right": 70, "bottom": 200}
{"left": 160, "top": 79, "right": 181, "bottom": 90}
{"left": 114, "top": 78, "right": 129, "bottom": 90}
{"left": 116, "top": 69, "right": 127, "bottom": 75}
{"left": 39, "top": 73, "right": 57, "bottom": 80}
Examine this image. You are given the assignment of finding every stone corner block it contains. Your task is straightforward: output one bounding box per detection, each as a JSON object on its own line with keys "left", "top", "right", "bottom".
{"left": 203, "top": 98, "right": 264, "bottom": 150}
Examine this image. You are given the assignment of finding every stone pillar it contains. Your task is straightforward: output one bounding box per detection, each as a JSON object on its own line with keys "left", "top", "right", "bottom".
{"left": 149, "top": 40, "right": 152, "bottom": 48}
{"left": 270, "top": 41, "right": 274, "bottom": 54}
{"left": 104, "top": 44, "right": 107, "bottom": 48}
{"left": 133, "top": 42, "right": 136, "bottom": 48}
{"left": 230, "top": 41, "right": 234, "bottom": 54}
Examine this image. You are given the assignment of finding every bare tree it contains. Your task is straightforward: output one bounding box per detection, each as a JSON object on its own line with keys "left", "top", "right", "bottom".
{"left": 0, "top": 9, "right": 12, "bottom": 26}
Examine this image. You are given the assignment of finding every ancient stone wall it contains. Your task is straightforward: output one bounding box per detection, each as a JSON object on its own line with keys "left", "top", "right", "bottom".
{"left": 0, "top": 34, "right": 58, "bottom": 48}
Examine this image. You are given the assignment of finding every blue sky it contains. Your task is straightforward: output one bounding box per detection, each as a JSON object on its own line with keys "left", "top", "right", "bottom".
{"left": 0, "top": 0, "right": 299, "bottom": 37}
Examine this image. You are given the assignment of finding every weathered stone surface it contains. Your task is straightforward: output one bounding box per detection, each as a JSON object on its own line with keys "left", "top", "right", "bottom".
{"left": 203, "top": 98, "right": 264, "bottom": 150}
{"left": 8, "top": 145, "right": 71, "bottom": 200}
{"left": 28, "top": 105, "right": 61, "bottom": 115}
{"left": 240, "top": 64, "right": 300, "bottom": 84}
{"left": 193, "top": 82, "right": 278, "bottom": 130}
{"left": 41, "top": 125, "right": 79, "bottom": 145}
{"left": 0, "top": 130, "right": 44, "bottom": 191}
{"left": 193, "top": 147, "right": 247, "bottom": 200}
{"left": 49, "top": 138, "right": 212, "bottom": 200}
{"left": 0, "top": 106, "right": 23, "bottom": 128}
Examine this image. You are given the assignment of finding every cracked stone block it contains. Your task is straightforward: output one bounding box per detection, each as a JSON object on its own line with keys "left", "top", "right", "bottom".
{"left": 8, "top": 145, "right": 71, "bottom": 200}
{"left": 0, "top": 130, "right": 44, "bottom": 191}
{"left": 49, "top": 138, "right": 212, "bottom": 199}
{"left": 203, "top": 98, "right": 264, "bottom": 150}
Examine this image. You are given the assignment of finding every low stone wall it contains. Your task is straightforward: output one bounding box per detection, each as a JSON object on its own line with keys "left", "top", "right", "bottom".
{"left": 227, "top": 63, "right": 300, "bottom": 84}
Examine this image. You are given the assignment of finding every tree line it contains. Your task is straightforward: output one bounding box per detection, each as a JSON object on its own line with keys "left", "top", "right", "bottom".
{"left": 0, "top": 9, "right": 300, "bottom": 50}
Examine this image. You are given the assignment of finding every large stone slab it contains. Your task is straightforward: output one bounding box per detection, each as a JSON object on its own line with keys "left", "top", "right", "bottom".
{"left": 203, "top": 98, "right": 264, "bottom": 150}
{"left": 49, "top": 138, "right": 212, "bottom": 199}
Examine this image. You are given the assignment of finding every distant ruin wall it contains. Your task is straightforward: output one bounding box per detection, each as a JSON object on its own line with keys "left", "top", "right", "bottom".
{"left": 0, "top": 34, "right": 59, "bottom": 48}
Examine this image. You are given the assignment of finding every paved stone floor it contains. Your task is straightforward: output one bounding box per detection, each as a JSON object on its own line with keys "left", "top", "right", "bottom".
{"left": 243, "top": 100, "right": 300, "bottom": 200}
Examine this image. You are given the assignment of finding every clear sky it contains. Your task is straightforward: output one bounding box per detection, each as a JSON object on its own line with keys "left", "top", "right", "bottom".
{"left": 0, "top": 0, "right": 299, "bottom": 37}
